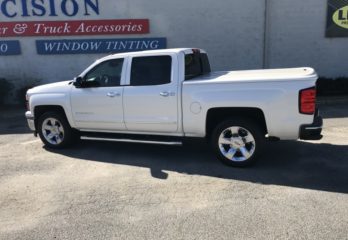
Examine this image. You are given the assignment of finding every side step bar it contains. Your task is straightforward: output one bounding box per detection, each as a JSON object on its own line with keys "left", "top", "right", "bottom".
{"left": 80, "top": 136, "right": 183, "bottom": 146}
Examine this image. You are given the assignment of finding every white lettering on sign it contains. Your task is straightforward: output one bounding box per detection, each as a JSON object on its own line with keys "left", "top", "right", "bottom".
{"left": 43, "top": 41, "right": 103, "bottom": 52}
{"left": 105, "top": 40, "right": 160, "bottom": 51}
{"left": 0, "top": 41, "right": 21, "bottom": 55}
{"left": 0, "top": 19, "right": 149, "bottom": 37}
{"left": 34, "top": 22, "right": 71, "bottom": 34}
{"left": 75, "top": 22, "right": 144, "bottom": 34}
{"left": 36, "top": 38, "right": 167, "bottom": 54}
{"left": 0, "top": 43, "right": 8, "bottom": 52}
{"left": 0, "top": 26, "right": 8, "bottom": 35}
{"left": 43, "top": 40, "right": 161, "bottom": 52}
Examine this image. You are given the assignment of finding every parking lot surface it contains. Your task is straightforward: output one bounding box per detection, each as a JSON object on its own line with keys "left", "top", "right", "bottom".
{"left": 0, "top": 102, "right": 348, "bottom": 240}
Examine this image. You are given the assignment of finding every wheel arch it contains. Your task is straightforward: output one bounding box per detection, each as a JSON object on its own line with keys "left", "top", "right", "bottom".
{"left": 34, "top": 105, "right": 71, "bottom": 130}
{"left": 206, "top": 107, "right": 268, "bottom": 139}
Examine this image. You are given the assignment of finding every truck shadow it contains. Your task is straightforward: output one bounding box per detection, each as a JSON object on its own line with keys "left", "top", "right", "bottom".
{"left": 46, "top": 139, "right": 348, "bottom": 194}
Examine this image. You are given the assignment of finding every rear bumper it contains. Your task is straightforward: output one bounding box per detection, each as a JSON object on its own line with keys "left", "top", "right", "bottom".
{"left": 299, "top": 110, "right": 323, "bottom": 140}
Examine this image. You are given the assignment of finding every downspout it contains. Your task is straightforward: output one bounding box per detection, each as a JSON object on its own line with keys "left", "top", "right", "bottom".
{"left": 263, "top": 0, "right": 270, "bottom": 69}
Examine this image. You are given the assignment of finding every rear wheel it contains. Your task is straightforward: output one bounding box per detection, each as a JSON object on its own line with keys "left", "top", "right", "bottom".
{"left": 38, "top": 111, "right": 75, "bottom": 149}
{"left": 211, "top": 118, "right": 264, "bottom": 167}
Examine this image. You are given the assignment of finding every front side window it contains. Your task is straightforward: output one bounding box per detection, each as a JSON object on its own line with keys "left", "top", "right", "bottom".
{"left": 84, "top": 58, "right": 124, "bottom": 87}
{"left": 130, "top": 56, "right": 172, "bottom": 86}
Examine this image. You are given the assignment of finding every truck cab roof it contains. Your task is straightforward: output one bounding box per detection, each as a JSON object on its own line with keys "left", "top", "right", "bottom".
{"left": 98, "top": 48, "right": 207, "bottom": 62}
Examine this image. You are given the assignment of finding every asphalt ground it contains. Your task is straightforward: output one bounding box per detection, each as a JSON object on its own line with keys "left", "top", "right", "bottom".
{"left": 0, "top": 101, "right": 347, "bottom": 240}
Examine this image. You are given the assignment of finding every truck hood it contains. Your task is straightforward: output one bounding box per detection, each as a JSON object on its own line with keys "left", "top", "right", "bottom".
{"left": 27, "top": 80, "right": 73, "bottom": 94}
{"left": 189, "top": 67, "right": 318, "bottom": 83}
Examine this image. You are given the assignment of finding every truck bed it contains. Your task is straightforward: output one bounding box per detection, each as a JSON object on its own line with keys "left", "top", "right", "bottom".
{"left": 182, "top": 67, "right": 318, "bottom": 139}
{"left": 188, "top": 67, "right": 317, "bottom": 83}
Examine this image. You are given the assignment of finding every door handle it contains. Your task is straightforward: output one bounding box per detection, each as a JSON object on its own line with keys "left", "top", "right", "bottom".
{"left": 160, "top": 91, "right": 175, "bottom": 97}
{"left": 160, "top": 92, "right": 169, "bottom": 97}
{"left": 107, "top": 92, "right": 120, "bottom": 97}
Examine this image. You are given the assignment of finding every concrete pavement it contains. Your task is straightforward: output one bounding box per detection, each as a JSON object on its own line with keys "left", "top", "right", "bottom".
{"left": 0, "top": 102, "right": 347, "bottom": 240}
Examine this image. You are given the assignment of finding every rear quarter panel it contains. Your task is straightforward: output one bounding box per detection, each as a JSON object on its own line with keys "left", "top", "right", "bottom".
{"left": 182, "top": 78, "right": 317, "bottom": 139}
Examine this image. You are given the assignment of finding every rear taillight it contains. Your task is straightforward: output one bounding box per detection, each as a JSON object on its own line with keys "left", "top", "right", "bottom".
{"left": 299, "top": 87, "right": 316, "bottom": 115}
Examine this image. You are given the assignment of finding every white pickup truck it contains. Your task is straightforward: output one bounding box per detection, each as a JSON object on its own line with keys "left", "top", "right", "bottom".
{"left": 25, "top": 48, "right": 322, "bottom": 166}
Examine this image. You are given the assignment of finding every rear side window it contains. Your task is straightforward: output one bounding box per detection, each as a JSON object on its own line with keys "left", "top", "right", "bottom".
{"left": 130, "top": 56, "right": 172, "bottom": 86}
{"left": 185, "top": 53, "right": 211, "bottom": 80}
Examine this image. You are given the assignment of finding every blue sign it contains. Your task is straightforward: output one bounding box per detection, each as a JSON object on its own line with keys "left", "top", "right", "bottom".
{"left": 0, "top": 41, "right": 21, "bottom": 55}
{"left": 36, "top": 38, "right": 167, "bottom": 55}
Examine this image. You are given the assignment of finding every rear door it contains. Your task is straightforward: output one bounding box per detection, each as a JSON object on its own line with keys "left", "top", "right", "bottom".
{"left": 123, "top": 54, "right": 179, "bottom": 133}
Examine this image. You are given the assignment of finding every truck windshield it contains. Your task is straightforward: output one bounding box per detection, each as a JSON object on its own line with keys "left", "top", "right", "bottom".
{"left": 185, "top": 53, "right": 211, "bottom": 80}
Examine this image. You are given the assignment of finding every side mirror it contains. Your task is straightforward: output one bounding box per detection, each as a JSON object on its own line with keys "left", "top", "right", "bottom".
{"left": 73, "top": 76, "right": 84, "bottom": 88}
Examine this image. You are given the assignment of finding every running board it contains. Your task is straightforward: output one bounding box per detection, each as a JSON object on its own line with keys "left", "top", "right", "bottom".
{"left": 80, "top": 136, "right": 183, "bottom": 146}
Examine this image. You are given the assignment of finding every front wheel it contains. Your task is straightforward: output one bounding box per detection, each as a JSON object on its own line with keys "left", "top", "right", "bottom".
{"left": 37, "top": 111, "right": 75, "bottom": 149}
{"left": 211, "top": 118, "right": 264, "bottom": 167}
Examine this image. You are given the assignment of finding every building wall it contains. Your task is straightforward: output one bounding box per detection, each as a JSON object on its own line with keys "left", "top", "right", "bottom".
{"left": 0, "top": 0, "right": 265, "bottom": 89}
{"left": 267, "top": 0, "right": 347, "bottom": 77}
{"left": 0, "top": 0, "right": 346, "bottom": 100}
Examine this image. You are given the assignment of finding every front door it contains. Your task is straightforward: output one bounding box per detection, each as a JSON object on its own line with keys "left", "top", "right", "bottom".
{"left": 71, "top": 58, "right": 126, "bottom": 131}
{"left": 123, "top": 55, "right": 179, "bottom": 133}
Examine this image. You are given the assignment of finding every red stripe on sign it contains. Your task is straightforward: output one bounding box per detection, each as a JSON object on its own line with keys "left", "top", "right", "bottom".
{"left": 0, "top": 19, "right": 149, "bottom": 37}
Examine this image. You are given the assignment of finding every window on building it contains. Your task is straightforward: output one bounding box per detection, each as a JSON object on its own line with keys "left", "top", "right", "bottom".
{"left": 84, "top": 58, "right": 124, "bottom": 87}
{"left": 130, "top": 56, "right": 172, "bottom": 86}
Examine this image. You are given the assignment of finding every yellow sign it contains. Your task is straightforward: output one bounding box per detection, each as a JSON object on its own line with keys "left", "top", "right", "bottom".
{"left": 333, "top": 6, "right": 348, "bottom": 29}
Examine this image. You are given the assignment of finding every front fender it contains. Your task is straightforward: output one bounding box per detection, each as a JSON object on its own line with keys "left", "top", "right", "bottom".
{"left": 29, "top": 93, "right": 75, "bottom": 128}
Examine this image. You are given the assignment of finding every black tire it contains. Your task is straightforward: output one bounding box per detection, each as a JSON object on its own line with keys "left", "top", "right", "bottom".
{"left": 37, "top": 111, "right": 75, "bottom": 149}
{"left": 211, "top": 117, "right": 265, "bottom": 167}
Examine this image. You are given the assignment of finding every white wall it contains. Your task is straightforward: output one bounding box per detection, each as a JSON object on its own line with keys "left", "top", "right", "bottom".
{"left": 266, "top": 0, "right": 347, "bottom": 77}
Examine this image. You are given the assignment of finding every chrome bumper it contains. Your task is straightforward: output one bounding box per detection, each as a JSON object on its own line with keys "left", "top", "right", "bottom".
{"left": 25, "top": 111, "right": 36, "bottom": 132}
